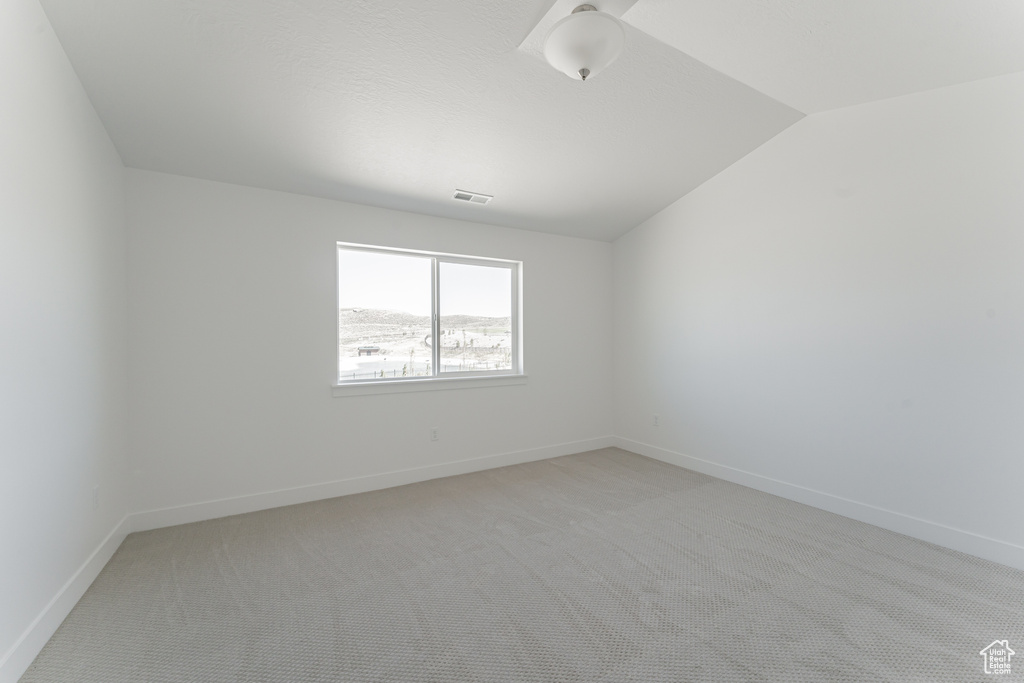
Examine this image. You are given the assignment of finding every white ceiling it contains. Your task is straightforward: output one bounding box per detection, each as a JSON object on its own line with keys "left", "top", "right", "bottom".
{"left": 623, "top": 0, "right": 1024, "bottom": 114}
{"left": 37, "top": 0, "right": 1024, "bottom": 241}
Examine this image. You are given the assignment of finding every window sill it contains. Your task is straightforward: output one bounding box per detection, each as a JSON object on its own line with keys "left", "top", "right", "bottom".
{"left": 332, "top": 374, "right": 528, "bottom": 397}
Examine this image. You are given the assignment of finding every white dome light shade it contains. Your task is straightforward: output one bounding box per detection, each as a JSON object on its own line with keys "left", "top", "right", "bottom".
{"left": 543, "top": 8, "right": 625, "bottom": 81}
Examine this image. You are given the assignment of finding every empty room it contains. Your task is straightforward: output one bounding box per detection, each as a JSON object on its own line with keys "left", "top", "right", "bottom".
{"left": 3, "top": 0, "right": 1024, "bottom": 681}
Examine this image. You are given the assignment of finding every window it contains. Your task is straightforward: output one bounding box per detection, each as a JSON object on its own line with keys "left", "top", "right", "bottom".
{"left": 336, "top": 243, "right": 522, "bottom": 386}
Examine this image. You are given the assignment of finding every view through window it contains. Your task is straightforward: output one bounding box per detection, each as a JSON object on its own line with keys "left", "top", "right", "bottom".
{"left": 337, "top": 244, "right": 520, "bottom": 383}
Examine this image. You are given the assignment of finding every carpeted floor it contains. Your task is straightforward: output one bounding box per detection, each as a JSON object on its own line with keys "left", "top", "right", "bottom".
{"left": 21, "top": 448, "right": 1024, "bottom": 682}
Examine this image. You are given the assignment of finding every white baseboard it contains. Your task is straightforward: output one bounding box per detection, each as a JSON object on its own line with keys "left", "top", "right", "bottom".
{"left": 132, "top": 437, "right": 617, "bottom": 532}
{"left": 0, "top": 515, "right": 131, "bottom": 683}
{"left": 615, "top": 437, "right": 1024, "bottom": 572}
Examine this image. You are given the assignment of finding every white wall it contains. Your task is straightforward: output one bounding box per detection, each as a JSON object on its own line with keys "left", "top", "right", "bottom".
{"left": 126, "top": 169, "right": 614, "bottom": 521}
{"left": 0, "top": 0, "right": 130, "bottom": 678}
{"left": 613, "top": 71, "right": 1024, "bottom": 568}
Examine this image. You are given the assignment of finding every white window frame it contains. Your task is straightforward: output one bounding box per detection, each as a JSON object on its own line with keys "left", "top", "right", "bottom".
{"left": 333, "top": 243, "right": 524, "bottom": 395}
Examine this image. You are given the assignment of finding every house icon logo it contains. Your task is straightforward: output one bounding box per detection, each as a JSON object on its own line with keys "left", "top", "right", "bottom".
{"left": 980, "top": 640, "right": 1014, "bottom": 675}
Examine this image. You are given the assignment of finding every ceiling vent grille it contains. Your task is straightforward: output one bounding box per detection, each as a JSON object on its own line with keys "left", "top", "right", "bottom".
{"left": 452, "top": 189, "right": 493, "bottom": 205}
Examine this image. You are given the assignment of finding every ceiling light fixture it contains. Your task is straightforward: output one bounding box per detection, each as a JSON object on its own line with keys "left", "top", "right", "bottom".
{"left": 543, "top": 4, "right": 625, "bottom": 82}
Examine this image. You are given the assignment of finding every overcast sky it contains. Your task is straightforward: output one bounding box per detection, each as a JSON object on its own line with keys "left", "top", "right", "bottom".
{"left": 338, "top": 249, "right": 511, "bottom": 318}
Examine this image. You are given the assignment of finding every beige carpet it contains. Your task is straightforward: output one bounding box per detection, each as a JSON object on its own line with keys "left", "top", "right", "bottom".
{"left": 21, "top": 448, "right": 1024, "bottom": 682}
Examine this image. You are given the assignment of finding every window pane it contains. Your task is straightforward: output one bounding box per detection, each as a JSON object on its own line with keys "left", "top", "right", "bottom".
{"left": 338, "top": 249, "right": 432, "bottom": 381}
{"left": 438, "top": 262, "right": 512, "bottom": 374}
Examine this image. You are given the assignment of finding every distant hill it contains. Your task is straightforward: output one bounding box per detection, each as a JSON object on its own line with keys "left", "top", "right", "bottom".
{"left": 339, "top": 308, "right": 429, "bottom": 327}
{"left": 338, "top": 308, "right": 511, "bottom": 346}
{"left": 339, "top": 308, "right": 510, "bottom": 329}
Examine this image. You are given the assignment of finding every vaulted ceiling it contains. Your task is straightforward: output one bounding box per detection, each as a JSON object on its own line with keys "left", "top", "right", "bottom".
{"left": 39, "top": 0, "right": 1024, "bottom": 241}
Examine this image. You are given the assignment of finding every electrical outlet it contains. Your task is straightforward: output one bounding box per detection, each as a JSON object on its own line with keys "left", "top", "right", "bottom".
{"left": 431, "top": 427, "right": 439, "bottom": 441}
{"left": 653, "top": 414, "right": 660, "bottom": 427}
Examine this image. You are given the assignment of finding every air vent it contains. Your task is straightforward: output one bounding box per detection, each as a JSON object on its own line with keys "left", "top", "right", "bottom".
{"left": 452, "top": 189, "right": 493, "bottom": 205}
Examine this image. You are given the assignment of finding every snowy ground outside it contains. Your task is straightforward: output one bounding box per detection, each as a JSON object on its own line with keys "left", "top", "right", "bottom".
{"left": 338, "top": 309, "right": 512, "bottom": 381}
